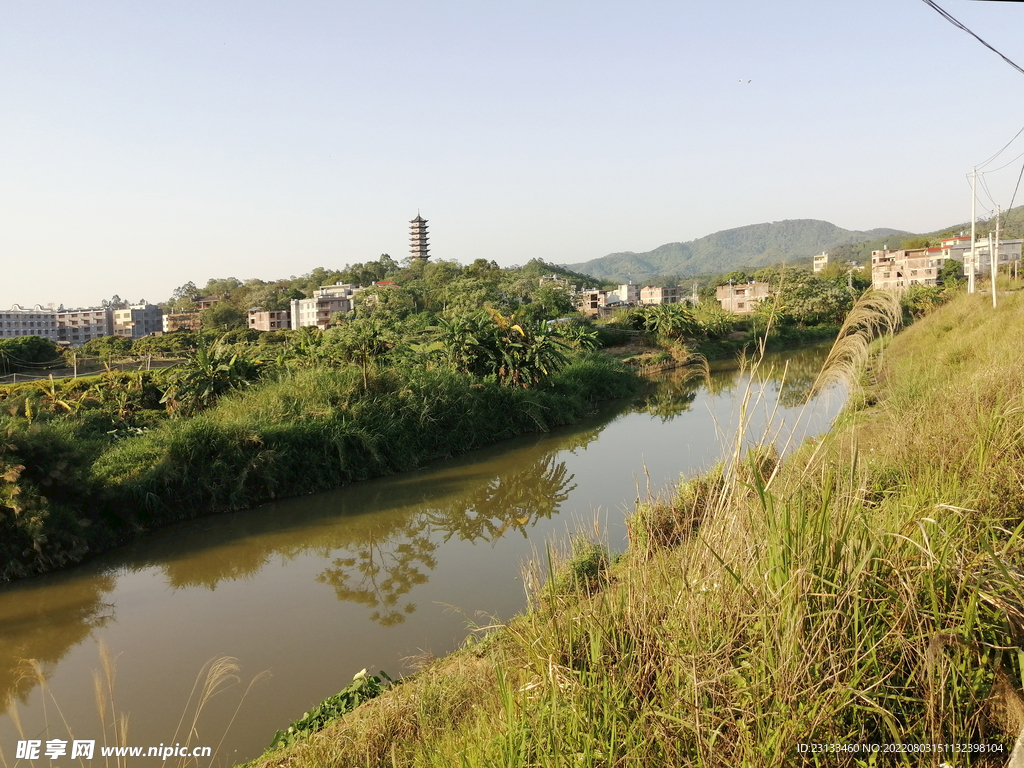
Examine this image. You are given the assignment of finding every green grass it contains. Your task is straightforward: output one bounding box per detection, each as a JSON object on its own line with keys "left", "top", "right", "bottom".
{"left": 244, "top": 291, "right": 1024, "bottom": 767}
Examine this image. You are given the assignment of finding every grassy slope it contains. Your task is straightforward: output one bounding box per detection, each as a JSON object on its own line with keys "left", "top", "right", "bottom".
{"left": 247, "top": 291, "right": 1024, "bottom": 767}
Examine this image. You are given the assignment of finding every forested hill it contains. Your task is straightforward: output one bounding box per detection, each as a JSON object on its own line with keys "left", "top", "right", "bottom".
{"left": 563, "top": 219, "right": 907, "bottom": 284}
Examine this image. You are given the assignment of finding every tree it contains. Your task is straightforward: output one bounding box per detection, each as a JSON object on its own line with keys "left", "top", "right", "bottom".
{"left": 353, "top": 286, "right": 416, "bottom": 323}
{"left": 79, "top": 335, "right": 133, "bottom": 360}
{"left": 901, "top": 236, "right": 933, "bottom": 250}
{"left": 322, "top": 318, "right": 400, "bottom": 386}
{"left": 101, "top": 295, "right": 129, "bottom": 310}
{"left": 723, "top": 270, "right": 750, "bottom": 285}
{"left": 939, "top": 258, "right": 963, "bottom": 284}
{"left": 521, "top": 284, "right": 576, "bottom": 322}
{"left": 168, "top": 282, "right": 201, "bottom": 313}
{"left": 200, "top": 302, "right": 246, "bottom": 331}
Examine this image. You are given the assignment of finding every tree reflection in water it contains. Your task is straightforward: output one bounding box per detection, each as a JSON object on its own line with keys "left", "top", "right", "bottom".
{"left": 316, "top": 453, "right": 577, "bottom": 625}
{"left": 0, "top": 574, "right": 115, "bottom": 713}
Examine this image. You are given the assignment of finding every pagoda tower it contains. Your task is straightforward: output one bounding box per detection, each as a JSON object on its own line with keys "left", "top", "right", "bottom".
{"left": 409, "top": 212, "right": 430, "bottom": 262}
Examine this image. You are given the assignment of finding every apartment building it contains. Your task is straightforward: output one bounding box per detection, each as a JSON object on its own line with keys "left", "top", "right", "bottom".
{"left": 716, "top": 282, "right": 772, "bottom": 314}
{"left": 113, "top": 304, "right": 164, "bottom": 339}
{"left": 0, "top": 305, "right": 59, "bottom": 340}
{"left": 56, "top": 307, "right": 113, "bottom": 346}
{"left": 813, "top": 252, "right": 829, "bottom": 273}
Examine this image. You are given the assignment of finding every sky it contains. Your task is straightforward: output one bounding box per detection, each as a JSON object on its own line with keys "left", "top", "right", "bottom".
{"left": 4, "top": 0, "right": 1024, "bottom": 309}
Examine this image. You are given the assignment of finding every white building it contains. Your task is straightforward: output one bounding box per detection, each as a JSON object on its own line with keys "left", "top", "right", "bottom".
{"left": 1, "top": 305, "right": 59, "bottom": 341}
{"left": 290, "top": 283, "right": 362, "bottom": 329}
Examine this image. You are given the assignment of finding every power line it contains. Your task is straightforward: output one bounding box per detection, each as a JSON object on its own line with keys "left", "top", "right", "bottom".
{"left": 976, "top": 122, "right": 1024, "bottom": 170}
{"left": 1008, "top": 164, "right": 1024, "bottom": 215}
{"left": 919, "top": 0, "right": 1024, "bottom": 77}
{"left": 981, "top": 146, "right": 1024, "bottom": 174}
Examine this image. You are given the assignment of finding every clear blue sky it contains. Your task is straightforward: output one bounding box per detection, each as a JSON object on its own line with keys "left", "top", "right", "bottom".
{"left": 4, "top": 0, "right": 1024, "bottom": 308}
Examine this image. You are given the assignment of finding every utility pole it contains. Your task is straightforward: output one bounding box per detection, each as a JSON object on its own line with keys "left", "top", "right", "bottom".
{"left": 969, "top": 168, "right": 978, "bottom": 294}
{"left": 994, "top": 206, "right": 1001, "bottom": 308}
{"left": 73, "top": 352, "right": 77, "bottom": 379}
{"left": 990, "top": 232, "right": 998, "bottom": 308}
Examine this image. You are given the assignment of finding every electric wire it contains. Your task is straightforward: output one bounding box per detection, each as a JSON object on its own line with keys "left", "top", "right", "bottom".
{"left": 1008, "top": 162, "right": 1024, "bottom": 215}
{"left": 981, "top": 146, "right": 1024, "bottom": 174}
{"left": 919, "top": 0, "right": 1024, "bottom": 78}
{"left": 980, "top": 173, "right": 999, "bottom": 208}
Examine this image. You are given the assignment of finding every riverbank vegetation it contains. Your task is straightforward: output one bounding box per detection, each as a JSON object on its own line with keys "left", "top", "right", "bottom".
{"left": 245, "top": 289, "right": 1024, "bottom": 766}
{"left": 0, "top": 302, "right": 638, "bottom": 581}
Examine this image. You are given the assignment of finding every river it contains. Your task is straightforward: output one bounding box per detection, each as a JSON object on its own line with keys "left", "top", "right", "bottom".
{"left": 0, "top": 344, "right": 843, "bottom": 764}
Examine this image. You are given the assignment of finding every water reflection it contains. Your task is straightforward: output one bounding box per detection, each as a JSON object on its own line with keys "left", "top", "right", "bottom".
{"left": 0, "top": 574, "right": 115, "bottom": 711}
{"left": 0, "top": 342, "right": 834, "bottom": 715}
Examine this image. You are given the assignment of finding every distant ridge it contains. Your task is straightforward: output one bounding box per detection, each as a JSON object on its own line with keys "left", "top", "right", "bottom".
{"left": 563, "top": 219, "right": 908, "bottom": 284}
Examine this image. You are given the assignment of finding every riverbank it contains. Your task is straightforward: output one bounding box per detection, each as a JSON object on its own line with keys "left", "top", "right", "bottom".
{"left": 0, "top": 352, "right": 639, "bottom": 581}
{"left": 246, "top": 291, "right": 1024, "bottom": 766}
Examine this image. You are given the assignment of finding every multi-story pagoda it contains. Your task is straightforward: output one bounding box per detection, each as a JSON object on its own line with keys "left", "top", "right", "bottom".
{"left": 409, "top": 213, "right": 430, "bottom": 262}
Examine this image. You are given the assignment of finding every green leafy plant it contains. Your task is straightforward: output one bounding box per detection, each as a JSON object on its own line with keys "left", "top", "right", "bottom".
{"left": 160, "top": 337, "right": 262, "bottom": 416}
{"left": 268, "top": 669, "right": 393, "bottom": 750}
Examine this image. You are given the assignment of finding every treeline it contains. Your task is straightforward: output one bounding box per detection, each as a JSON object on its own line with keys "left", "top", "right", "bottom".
{"left": 159, "top": 257, "right": 601, "bottom": 330}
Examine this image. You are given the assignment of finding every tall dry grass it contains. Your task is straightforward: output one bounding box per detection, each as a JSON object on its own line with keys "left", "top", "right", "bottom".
{"left": 1, "top": 643, "right": 267, "bottom": 768}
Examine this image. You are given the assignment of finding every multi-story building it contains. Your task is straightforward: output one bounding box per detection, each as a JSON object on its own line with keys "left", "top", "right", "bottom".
{"left": 113, "top": 304, "right": 163, "bottom": 339}
{"left": 813, "top": 252, "right": 829, "bottom": 273}
{"left": 955, "top": 238, "right": 1022, "bottom": 277}
{"left": 0, "top": 305, "right": 59, "bottom": 340}
{"left": 290, "top": 283, "right": 362, "bottom": 329}
{"left": 248, "top": 308, "right": 291, "bottom": 331}
{"left": 56, "top": 307, "right": 113, "bottom": 346}
{"left": 872, "top": 236, "right": 1023, "bottom": 291}
{"left": 716, "top": 282, "right": 772, "bottom": 314}
{"left": 639, "top": 285, "right": 682, "bottom": 305}
{"left": 870, "top": 248, "right": 942, "bottom": 291}
{"left": 614, "top": 284, "right": 640, "bottom": 305}
{"left": 163, "top": 313, "right": 202, "bottom": 333}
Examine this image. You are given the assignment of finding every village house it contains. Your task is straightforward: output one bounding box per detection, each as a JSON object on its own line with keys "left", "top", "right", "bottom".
{"left": 716, "top": 281, "right": 771, "bottom": 314}
{"left": 578, "top": 284, "right": 641, "bottom": 317}
{"left": 248, "top": 308, "right": 291, "bottom": 331}
{"left": 290, "top": 282, "right": 362, "bottom": 329}
{"left": 639, "top": 285, "right": 682, "bottom": 305}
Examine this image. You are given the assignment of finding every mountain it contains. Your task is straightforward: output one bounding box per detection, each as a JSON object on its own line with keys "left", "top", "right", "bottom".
{"left": 563, "top": 219, "right": 908, "bottom": 284}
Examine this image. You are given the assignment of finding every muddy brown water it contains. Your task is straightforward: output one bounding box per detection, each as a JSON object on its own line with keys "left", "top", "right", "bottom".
{"left": 0, "top": 345, "right": 842, "bottom": 764}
